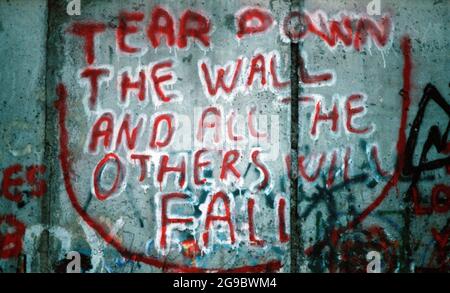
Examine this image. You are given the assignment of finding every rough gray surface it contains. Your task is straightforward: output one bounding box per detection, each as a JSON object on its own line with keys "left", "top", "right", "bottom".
{"left": 0, "top": 0, "right": 448, "bottom": 273}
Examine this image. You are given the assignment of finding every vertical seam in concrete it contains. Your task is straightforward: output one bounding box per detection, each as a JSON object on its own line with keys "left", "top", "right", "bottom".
{"left": 40, "top": 0, "right": 52, "bottom": 273}
{"left": 289, "top": 0, "right": 303, "bottom": 273}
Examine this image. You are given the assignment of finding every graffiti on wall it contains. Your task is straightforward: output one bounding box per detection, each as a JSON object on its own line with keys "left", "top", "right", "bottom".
{"left": 0, "top": 1, "right": 448, "bottom": 273}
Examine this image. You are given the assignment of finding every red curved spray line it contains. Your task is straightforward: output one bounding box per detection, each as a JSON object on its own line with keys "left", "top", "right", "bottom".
{"left": 54, "top": 85, "right": 281, "bottom": 273}
{"left": 305, "top": 36, "right": 412, "bottom": 255}
{"left": 349, "top": 36, "right": 411, "bottom": 228}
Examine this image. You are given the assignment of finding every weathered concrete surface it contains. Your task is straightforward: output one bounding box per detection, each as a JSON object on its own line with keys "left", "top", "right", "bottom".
{"left": 0, "top": 0, "right": 48, "bottom": 273}
{"left": 297, "top": 0, "right": 450, "bottom": 272}
{"left": 0, "top": 0, "right": 448, "bottom": 273}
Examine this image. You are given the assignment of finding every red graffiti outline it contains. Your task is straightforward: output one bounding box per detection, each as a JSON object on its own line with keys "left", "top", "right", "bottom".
{"left": 305, "top": 36, "right": 413, "bottom": 256}
{"left": 54, "top": 85, "right": 281, "bottom": 273}
{"left": 55, "top": 35, "right": 413, "bottom": 272}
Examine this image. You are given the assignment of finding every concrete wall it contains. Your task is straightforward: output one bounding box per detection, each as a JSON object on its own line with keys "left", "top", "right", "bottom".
{"left": 0, "top": 0, "right": 448, "bottom": 273}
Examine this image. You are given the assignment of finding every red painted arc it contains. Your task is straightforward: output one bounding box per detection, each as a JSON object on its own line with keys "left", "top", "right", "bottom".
{"left": 54, "top": 84, "right": 281, "bottom": 273}
{"left": 349, "top": 36, "right": 412, "bottom": 229}
{"left": 55, "top": 35, "right": 412, "bottom": 271}
{"left": 305, "top": 36, "right": 413, "bottom": 255}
